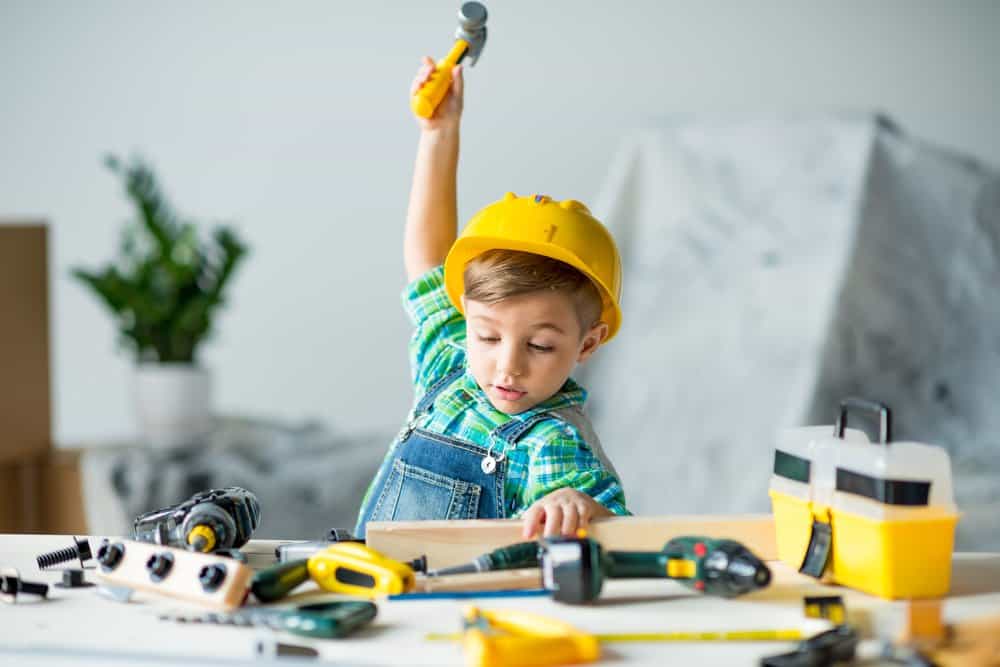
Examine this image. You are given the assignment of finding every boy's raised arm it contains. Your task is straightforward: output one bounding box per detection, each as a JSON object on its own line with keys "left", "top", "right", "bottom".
{"left": 404, "top": 58, "right": 465, "bottom": 282}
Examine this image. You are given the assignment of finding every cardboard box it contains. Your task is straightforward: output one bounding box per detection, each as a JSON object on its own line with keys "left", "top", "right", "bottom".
{"left": 0, "top": 223, "right": 86, "bottom": 534}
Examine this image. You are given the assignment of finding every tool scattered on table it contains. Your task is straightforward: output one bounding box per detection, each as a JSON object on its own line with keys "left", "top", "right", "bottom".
{"left": 769, "top": 397, "right": 959, "bottom": 599}
{"left": 759, "top": 624, "right": 859, "bottom": 667}
{"left": 426, "top": 541, "right": 540, "bottom": 577}
{"left": 53, "top": 569, "right": 94, "bottom": 589}
{"left": 95, "top": 539, "right": 253, "bottom": 610}
{"left": 429, "top": 628, "right": 807, "bottom": 643}
{"left": 253, "top": 542, "right": 420, "bottom": 602}
{"left": 159, "top": 600, "right": 377, "bottom": 640}
{"left": 255, "top": 637, "right": 320, "bottom": 660}
{"left": 411, "top": 1, "right": 488, "bottom": 119}
{"left": 132, "top": 486, "right": 261, "bottom": 554}
{"left": 539, "top": 532, "right": 771, "bottom": 604}
{"left": 460, "top": 606, "right": 600, "bottom": 667}
{"left": 35, "top": 536, "right": 92, "bottom": 570}
{"left": 274, "top": 527, "right": 403, "bottom": 565}
{"left": 0, "top": 567, "right": 49, "bottom": 603}
{"left": 392, "top": 588, "right": 549, "bottom": 601}
{"left": 803, "top": 595, "right": 846, "bottom": 626}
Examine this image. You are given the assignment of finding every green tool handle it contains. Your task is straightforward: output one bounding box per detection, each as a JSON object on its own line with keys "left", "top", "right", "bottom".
{"left": 487, "top": 541, "right": 540, "bottom": 570}
{"left": 278, "top": 601, "right": 378, "bottom": 639}
{"left": 605, "top": 551, "right": 671, "bottom": 579}
{"left": 252, "top": 558, "right": 310, "bottom": 602}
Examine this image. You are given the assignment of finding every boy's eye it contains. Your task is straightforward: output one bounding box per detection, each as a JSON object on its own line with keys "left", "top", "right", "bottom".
{"left": 529, "top": 342, "right": 554, "bottom": 352}
{"left": 477, "top": 335, "right": 500, "bottom": 343}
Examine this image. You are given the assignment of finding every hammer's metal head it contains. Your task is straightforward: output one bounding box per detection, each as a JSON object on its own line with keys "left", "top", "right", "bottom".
{"left": 456, "top": 1, "right": 488, "bottom": 66}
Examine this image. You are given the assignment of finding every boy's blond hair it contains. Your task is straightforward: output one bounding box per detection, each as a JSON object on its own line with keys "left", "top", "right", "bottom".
{"left": 463, "top": 249, "right": 603, "bottom": 335}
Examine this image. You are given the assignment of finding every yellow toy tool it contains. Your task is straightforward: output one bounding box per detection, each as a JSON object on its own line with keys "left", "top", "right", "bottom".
{"left": 252, "top": 542, "right": 417, "bottom": 602}
{"left": 461, "top": 606, "right": 600, "bottom": 667}
{"left": 411, "top": 2, "right": 488, "bottom": 119}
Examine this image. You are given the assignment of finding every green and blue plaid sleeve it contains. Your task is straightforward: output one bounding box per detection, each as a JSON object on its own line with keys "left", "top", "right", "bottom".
{"left": 516, "top": 427, "right": 630, "bottom": 517}
{"left": 402, "top": 265, "right": 466, "bottom": 394}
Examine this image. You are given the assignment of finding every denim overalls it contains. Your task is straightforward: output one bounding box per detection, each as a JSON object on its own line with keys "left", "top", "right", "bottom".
{"left": 354, "top": 367, "right": 621, "bottom": 538}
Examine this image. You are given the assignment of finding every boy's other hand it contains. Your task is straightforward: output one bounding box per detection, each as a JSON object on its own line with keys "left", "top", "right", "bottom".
{"left": 411, "top": 56, "right": 464, "bottom": 131}
{"left": 521, "top": 488, "right": 613, "bottom": 539}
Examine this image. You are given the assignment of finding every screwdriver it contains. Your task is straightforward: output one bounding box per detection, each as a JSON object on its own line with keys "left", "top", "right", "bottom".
{"left": 253, "top": 542, "right": 424, "bottom": 602}
{"left": 426, "top": 541, "right": 540, "bottom": 577}
{"left": 159, "top": 600, "right": 377, "bottom": 639}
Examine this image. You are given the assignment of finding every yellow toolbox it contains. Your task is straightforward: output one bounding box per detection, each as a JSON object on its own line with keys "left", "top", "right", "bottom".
{"left": 768, "top": 398, "right": 959, "bottom": 599}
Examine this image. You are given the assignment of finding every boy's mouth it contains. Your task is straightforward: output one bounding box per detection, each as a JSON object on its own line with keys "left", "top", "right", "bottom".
{"left": 492, "top": 384, "right": 526, "bottom": 401}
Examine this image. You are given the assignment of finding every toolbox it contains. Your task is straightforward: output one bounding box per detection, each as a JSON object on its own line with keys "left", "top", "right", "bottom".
{"left": 768, "top": 398, "right": 959, "bottom": 599}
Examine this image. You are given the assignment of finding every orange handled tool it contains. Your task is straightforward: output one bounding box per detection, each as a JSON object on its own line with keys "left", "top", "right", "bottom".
{"left": 411, "top": 2, "right": 488, "bottom": 119}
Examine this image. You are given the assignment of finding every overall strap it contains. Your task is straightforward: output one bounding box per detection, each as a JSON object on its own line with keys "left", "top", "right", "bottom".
{"left": 414, "top": 366, "right": 466, "bottom": 416}
{"left": 491, "top": 412, "right": 552, "bottom": 445}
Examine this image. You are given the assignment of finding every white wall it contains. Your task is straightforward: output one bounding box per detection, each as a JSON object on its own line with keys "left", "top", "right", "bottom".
{"left": 1, "top": 0, "right": 997, "bottom": 446}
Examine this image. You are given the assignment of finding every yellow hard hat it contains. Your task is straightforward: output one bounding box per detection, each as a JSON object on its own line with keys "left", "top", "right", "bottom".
{"left": 444, "top": 193, "right": 623, "bottom": 341}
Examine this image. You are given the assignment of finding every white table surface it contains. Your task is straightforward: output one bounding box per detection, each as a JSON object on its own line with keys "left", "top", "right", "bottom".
{"left": 1, "top": 534, "right": 998, "bottom": 666}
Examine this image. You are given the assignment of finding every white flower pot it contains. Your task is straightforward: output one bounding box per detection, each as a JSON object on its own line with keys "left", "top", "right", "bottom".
{"left": 133, "top": 363, "right": 213, "bottom": 449}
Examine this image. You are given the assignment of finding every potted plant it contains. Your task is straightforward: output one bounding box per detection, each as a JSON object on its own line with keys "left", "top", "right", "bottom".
{"left": 72, "top": 155, "right": 249, "bottom": 448}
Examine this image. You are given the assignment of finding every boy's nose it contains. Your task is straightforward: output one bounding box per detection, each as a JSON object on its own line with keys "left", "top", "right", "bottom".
{"left": 497, "top": 347, "right": 525, "bottom": 378}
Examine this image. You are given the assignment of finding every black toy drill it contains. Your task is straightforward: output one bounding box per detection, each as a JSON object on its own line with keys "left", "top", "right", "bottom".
{"left": 132, "top": 487, "right": 261, "bottom": 553}
{"left": 540, "top": 534, "right": 772, "bottom": 604}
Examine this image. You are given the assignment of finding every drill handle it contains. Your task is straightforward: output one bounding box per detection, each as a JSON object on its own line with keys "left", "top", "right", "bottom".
{"left": 604, "top": 551, "right": 672, "bottom": 579}
{"left": 411, "top": 39, "right": 469, "bottom": 119}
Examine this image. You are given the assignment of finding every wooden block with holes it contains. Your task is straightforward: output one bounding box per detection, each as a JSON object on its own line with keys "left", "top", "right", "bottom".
{"left": 95, "top": 540, "right": 252, "bottom": 610}
{"left": 366, "top": 514, "right": 776, "bottom": 570}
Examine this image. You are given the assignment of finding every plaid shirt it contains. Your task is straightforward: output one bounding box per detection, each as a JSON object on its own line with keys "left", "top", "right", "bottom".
{"left": 362, "top": 266, "right": 629, "bottom": 518}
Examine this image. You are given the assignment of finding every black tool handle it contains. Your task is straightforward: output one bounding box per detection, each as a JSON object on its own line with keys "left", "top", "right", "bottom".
{"left": 835, "top": 397, "right": 892, "bottom": 444}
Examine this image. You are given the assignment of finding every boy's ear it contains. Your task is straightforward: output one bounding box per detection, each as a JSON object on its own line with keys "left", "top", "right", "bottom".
{"left": 576, "top": 322, "right": 609, "bottom": 364}
{"left": 460, "top": 294, "right": 466, "bottom": 311}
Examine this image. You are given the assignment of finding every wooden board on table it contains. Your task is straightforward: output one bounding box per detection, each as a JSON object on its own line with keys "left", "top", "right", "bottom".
{"left": 367, "top": 514, "right": 776, "bottom": 570}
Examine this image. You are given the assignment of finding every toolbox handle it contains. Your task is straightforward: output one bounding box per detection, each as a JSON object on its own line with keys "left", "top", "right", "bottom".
{"left": 834, "top": 398, "right": 892, "bottom": 444}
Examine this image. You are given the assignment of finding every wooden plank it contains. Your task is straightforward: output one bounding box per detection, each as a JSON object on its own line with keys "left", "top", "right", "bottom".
{"left": 95, "top": 539, "right": 253, "bottom": 610}
{"left": 367, "top": 514, "right": 776, "bottom": 570}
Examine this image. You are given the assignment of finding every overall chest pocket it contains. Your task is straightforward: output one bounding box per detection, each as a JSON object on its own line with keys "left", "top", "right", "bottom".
{"left": 369, "top": 458, "right": 482, "bottom": 522}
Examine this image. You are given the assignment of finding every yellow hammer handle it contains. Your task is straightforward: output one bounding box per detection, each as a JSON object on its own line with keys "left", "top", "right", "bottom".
{"left": 411, "top": 39, "right": 469, "bottom": 118}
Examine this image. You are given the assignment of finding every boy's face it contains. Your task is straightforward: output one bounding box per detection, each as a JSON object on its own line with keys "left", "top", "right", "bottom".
{"left": 462, "top": 290, "right": 608, "bottom": 415}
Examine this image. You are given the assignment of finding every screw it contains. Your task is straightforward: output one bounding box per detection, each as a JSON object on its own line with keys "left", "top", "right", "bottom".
{"left": 146, "top": 552, "right": 175, "bottom": 582}
{"left": 54, "top": 569, "right": 94, "bottom": 589}
{"left": 36, "top": 536, "right": 92, "bottom": 570}
{"left": 198, "top": 564, "right": 227, "bottom": 592}
{"left": 96, "top": 541, "right": 125, "bottom": 572}
{"left": 0, "top": 568, "right": 49, "bottom": 603}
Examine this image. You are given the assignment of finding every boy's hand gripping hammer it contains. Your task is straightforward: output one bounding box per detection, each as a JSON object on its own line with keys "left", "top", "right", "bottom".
{"left": 411, "top": 2, "right": 488, "bottom": 119}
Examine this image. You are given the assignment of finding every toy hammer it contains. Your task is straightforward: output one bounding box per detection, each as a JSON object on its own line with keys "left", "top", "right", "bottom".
{"left": 411, "top": 2, "right": 488, "bottom": 119}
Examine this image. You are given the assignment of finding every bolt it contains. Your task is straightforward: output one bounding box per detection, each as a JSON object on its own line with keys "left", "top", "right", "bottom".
{"left": 146, "top": 552, "right": 175, "bottom": 582}
{"left": 96, "top": 541, "right": 125, "bottom": 572}
{"left": 408, "top": 555, "right": 428, "bottom": 573}
{"left": 54, "top": 569, "right": 93, "bottom": 589}
{"left": 0, "top": 568, "right": 49, "bottom": 603}
{"left": 198, "top": 564, "right": 227, "bottom": 592}
{"left": 36, "top": 536, "right": 92, "bottom": 570}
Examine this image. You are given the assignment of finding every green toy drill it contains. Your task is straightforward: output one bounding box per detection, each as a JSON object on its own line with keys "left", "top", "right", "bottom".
{"left": 428, "top": 533, "right": 772, "bottom": 604}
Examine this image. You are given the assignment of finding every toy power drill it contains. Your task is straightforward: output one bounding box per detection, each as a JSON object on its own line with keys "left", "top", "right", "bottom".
{"left": 411, "top": 1, "right": 488, "bottom": 119}
{"left": 540, "top": 534, "right": 772, "bottom": 604}
{"left": 132, "top": 487, "right": 261, "bottom": 553}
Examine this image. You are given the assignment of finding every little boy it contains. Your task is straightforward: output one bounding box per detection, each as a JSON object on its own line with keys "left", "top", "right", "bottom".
{"left": 354, "top": 59, "right": 628, "bottom": 539}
